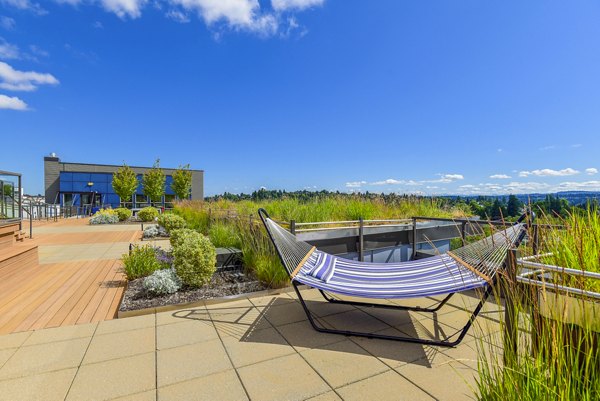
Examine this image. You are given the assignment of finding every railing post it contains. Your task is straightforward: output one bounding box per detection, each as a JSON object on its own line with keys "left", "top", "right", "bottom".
{"left": 358, "top": 217, "right": 364, "bottom": 262}
{"left": 461, "top": 221, "right": 467, "bottom": 246}
{"left": 503, "top": 248, "right": 519, "bottom": 365}
{"left": 411, "top": 217, "right": 417, "bottom": 260}
{"left": 290, "top": 220, "right": 296, "bottom": 235}
{"left": 532, "top": 224, "right": 539, "bottom": 255}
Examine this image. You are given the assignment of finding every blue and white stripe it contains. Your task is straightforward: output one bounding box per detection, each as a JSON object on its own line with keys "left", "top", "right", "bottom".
{"left": 295, "top": 252, "right": 488, "bottom": 299}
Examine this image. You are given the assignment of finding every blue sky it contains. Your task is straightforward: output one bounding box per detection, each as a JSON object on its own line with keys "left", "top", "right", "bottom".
{"left": 2, "top": 1, "right": 600, "bottom": 197}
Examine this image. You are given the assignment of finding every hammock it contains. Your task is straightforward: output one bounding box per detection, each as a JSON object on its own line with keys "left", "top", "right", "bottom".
{"left": 258, "top": 208, "right": 530, "bottom": 346}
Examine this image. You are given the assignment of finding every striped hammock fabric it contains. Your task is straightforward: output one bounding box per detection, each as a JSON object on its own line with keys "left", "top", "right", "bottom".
{"left": 261, "top": 213, "right": 526, "bottom": 300}
{"left": 295, "top": 250, "right": 488, "bottom": 299}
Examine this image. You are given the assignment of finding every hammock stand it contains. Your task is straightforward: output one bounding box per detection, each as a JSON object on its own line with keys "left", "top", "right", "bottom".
{"left": 258, "top": 208, "right": 531, "bottom": 347}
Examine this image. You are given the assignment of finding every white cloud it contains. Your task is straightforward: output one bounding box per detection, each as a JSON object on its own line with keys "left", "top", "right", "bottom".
{"left": 0, "top": 93, "right": 27, "bottom": 110}
{"left": 0, "top": 38, "right": 19, "bottom": 60}
{"left": 345, "top": 181, "right": 366, "bottom": 188}
{"left": 571, "top": 143, "right": 582, "bottom": 148}
{"left": 370, "top": 178, "right": 421, "bottom": 186}
{"left": 271, "top": 0, "right": 324, "bottom": 11}
{"left": 423, "top": 173, "right": 464, "bottom": 183}
{"left": 0, "top": 0, "right": 46, "bottom": 14}
{"left": 585, "top": 168, "right": 598, "bottom": 176}
{"left": 557, "top": 181, "right": 600, "bottom": 191}
{"left": 539, "top": 145, "right": 556, "bottom": 151}
{"left": 100, "top": 0, "right": 147, "bottom": 19}
{"left": 29, "top": 45, "right": 48, "bottom": 58}
{"left": 489, "top": 174, "right": 511, "bottom": 179}
{"left": 0, "top": 61, "right": 59, "bottom": 91}
{"left": 166, "top": 9, "right": 190, "bottom": 23}
{"left": 0, "top": 16, "right": 16, "bottom": 31}
{"left": 518, "top": 168, "right": 579, "bottom": 177}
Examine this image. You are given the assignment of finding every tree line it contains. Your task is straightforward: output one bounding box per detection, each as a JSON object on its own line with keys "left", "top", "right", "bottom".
{"left": 112, "top": 160, "right": 193, "bottom": 206}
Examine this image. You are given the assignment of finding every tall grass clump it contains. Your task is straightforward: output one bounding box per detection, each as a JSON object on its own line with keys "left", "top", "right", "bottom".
{"left": 173, "top": 196, "right": 466, "bottom": 288}
{"left": 475, "top": 207, "right": 600, "bottom": 400}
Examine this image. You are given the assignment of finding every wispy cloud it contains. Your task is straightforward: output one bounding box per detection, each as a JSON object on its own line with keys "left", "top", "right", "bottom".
{"left": 538, "top": 145, "right": 556, "bottom": 151}
{"left": 489, "top": 174, "right": 511, "bottom": 179}
{"left": 518, "top": 168, "right": 579, "bottom": 177}
{"left": 272, "top": 0, "right": 324, "bottom": 11}
{"left": 585, "top": 168, "right": 598, "bottom": 176}
{"left": 0, "top": 16, "right": 16, "bottom": 31}
{"left": 166, "top": 9, "right": 190, "bottom": 23}
{"left": 99, "top": 0, "right": 147, "bottom": 19}
{"left": 0, "top": 0, "right": 47, "bottom": 15}
{"left": 0, "top": 93, "right": 27, "bottom": 110}
{"left": 345, "top": 180, "right": 366, "bottom": 188}
{"left": 571, "top": 143, "right": 582, "bottom": 148}
{"left": 0, "top": 61, "right": 59, "bottom": 91}
{"left": 0, "top": 38, "right": 19, "bottom": 60}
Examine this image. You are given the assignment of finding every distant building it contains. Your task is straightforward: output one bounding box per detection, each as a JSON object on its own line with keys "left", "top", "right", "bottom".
{"left": 44, "top": 155, "right": 203, "bottom": 208}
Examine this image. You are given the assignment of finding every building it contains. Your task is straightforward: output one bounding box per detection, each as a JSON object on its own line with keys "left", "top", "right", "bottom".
{"left": 44, "top": 155, "right": 203, "bottom": 209}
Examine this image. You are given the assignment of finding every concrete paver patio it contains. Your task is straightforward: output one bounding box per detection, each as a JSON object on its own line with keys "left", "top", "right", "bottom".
{"left": 0, "top": 287, "right": 504, "bottom": 400}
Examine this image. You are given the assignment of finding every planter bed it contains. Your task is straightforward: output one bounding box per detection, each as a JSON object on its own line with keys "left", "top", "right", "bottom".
{"left": 119, "top": 269, "right": 268, "bottom": 315}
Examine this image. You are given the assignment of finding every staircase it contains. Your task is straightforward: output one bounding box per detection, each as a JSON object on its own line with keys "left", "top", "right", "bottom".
{"left": 0, "top": 222, "right": 38, "bottom": 273}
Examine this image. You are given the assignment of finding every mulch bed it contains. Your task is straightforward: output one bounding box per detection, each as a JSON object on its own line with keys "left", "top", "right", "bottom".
{"left": 119, "top": 270, "right": 268, "bottom": 312}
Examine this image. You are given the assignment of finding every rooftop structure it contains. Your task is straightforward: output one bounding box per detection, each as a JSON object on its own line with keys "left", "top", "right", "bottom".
{"left": 43, "top": 156, "right": 204, "bottom": 209}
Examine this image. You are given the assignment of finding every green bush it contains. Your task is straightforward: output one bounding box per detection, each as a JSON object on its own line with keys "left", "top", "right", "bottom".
{"left": 171, "top": 229, "right": 216, "bottom": 287}
{"left": 157, "top": 213, "right": 186, "bottom": 234}
{"left": 114, "top": 207, "right": 132, "bottom": 222}
{"left": 122, "top": 245, "right": 162, "bottom": 280}
{"left": 90, "top": 209, "right": 119, "bottom": 225}
{"left": 137, "top": 207, "right": 159, "bottom": 222}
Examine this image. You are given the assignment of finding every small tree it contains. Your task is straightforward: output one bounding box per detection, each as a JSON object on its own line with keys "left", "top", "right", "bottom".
{"left": 143, "top": 159, "right": 166, "bottom": 206}
{"left": 171, "top": 164, "right": 193, "bottom": 200}
{"left": 506, "top": 194, "right": 523, "bottom": 217}
{"left": 112, "top": 164, "right": 138, "bottom": 206}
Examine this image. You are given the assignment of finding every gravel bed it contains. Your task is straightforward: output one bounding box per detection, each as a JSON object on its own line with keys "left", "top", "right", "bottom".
{"left": 119, "top": 270, "right": 268, "bottom": 312}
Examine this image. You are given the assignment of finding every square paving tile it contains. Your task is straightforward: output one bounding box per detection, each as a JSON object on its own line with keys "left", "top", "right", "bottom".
{"left": 111, "top": 390, "right": 157, "bottom": 401}
{"left": 336, "top": 370, "right": 435, "bottom": 401}
{"left": 67, "top": 352, "right": 156, "bottom": 401}
{"left": 305, "top": 391, "right": 343, "bottom": 400}
{"left": 157, "top": 320, "right": 218, "bottom": 350}
{"left": 321, "top": 309, "right": 391, "bottom": 333}
{"left": 221, "top": 326, "right": 296, "bottom": 368}
{"left": 0, "top": 367, "right": 77, "bottom": 401}
{"left": 349, "top": 327, "right": 440, "bottom": 368}
{"left": 300, "top": 340, "right": 389, "bottom": 388}
{"left": 261, "top": 301, "right": 311, "bottom": 327}
{"left": 158, "top": 369, "right": 248, "bottom": 401}
{"left": 156, "top": 307, "right": 208, "bottom": 326}
{"left": 23, "top": 323, "right": 97, "bottom": 346}
{"left": 396, "top": 357, "right": 478, "bottom": 401}
{"left": 276, "top": 320, "right": 346, "bottom": 352}
{"left": 157, "top": 339, "right": 232, "bottom": 387}
{"left": 209, "top": 306, "right": 272, "bottom": 339}
{"left": 237, "top": 353, "right": 330, "bottom": 401}
{"left": 249, "top": 294, "right": 295, "bottom": 307}
{"left": 83, "top": 327, "right": 155, "bottom": 365}
{"left": 95, "top": 314, "right": 155, "bottom": 336}
{"left": 0, "top": 332, "right": 31, "bottom": 350}
{"left": 0, "top": 348, "right": 17, "bottom": 369}
{"left": 0, "top": 337, "right": 89, "bottom": 380}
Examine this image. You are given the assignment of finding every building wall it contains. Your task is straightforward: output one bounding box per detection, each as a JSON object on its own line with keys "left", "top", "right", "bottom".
{"left": 44, "top": 157, "right": 204, "bottom": 206}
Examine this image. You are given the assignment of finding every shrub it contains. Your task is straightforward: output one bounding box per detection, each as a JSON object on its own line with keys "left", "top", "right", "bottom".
{"left": 157, "top": 213, "right": 186, "bottom": 234}
{"left": 90, "top": 209, "right": 119, "bottom": 225}
{"left": 122, "top": 245, "right": 162, "bottom": 280}
{"left": 114, "top": 207, "right": 132, "bottom": 222}
{"left": 138, "top": 207, "right": 159, "bottom": 222}
{"left": 171, "top": 229, "right": 216, "bottom": 287}
{"left": 142, "top": 268, "right": 181, "bottom": 295}
{"left": 143, "top": 225, "right": 167, "bottom": 239}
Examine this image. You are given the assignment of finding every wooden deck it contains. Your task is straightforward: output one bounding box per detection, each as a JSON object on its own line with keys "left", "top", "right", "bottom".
{"left": 0, "top": 218, "right": 137, "bottom": 335}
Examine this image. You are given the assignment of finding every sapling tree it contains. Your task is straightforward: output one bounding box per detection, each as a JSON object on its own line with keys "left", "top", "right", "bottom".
{"left": 143, "top": 159, "right": 166, "bottom": 206}
{"left": 112, "top": 163, "right": 138, "bottom": 207}
{"left": 171, "top": 164, "right": 193, "bottom": 200}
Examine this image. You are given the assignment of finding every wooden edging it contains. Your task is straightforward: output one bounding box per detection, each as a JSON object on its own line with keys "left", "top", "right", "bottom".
{"left": 117, "top": 285, "right": 296, "bottom": 319}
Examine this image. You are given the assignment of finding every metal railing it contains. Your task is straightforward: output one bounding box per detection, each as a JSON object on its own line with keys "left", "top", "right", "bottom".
{"left": 0, "top": 170, "right": 22, "bottom": 231}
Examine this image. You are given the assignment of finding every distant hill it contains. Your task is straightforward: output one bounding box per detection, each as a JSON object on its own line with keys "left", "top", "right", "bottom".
{"left": 450, "top": 191, "right": 600, "bottom": 206}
